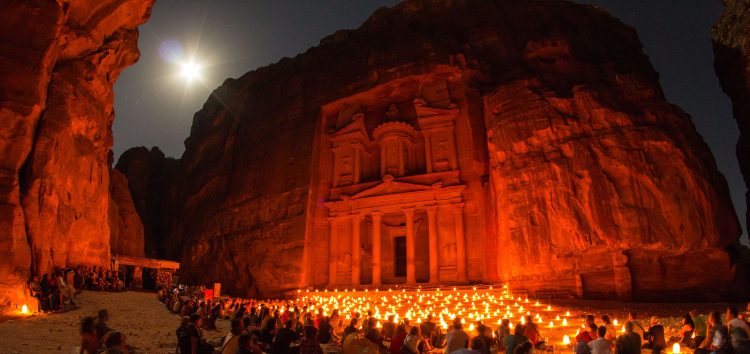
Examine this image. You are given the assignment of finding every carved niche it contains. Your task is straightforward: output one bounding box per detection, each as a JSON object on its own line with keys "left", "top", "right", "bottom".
{"left": 372, "top": 121, "right": 418, "bottom": 178}
{"left": 415, "top": 98, "right": 459, "bottom": 173}
{"left": 329, "top": 113, "right": 370, "bottom": 187}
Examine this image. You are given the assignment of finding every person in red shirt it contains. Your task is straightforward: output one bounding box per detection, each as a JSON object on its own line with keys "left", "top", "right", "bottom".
{"left": 390, "top": 324, "right": 408, "bottom": 354}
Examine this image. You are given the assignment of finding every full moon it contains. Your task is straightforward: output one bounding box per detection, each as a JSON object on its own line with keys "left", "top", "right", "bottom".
{"left": 179, "top": 60, "right": 201, "bottom": 81}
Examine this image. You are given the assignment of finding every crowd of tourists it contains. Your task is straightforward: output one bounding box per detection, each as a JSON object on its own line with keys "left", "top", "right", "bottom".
{"left": 156, "top": 285, "right": 750, "bottom": 354}
{"left": 570, "top": 309, "right": 750, "bottom": 354}
{"left": 27, "top": 265, "right": 130, "bottom": 313}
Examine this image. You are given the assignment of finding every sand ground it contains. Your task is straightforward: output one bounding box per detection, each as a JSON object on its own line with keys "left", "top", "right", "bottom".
{"left": 0, "top": 291, "right": 229, "bottom": 354}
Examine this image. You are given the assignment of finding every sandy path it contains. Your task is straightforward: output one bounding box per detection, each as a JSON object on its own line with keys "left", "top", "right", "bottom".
{"left": 0, "top": 291, "right": 229, "bottom": 354}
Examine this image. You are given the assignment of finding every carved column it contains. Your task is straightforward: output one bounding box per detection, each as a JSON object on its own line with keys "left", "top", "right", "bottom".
{"left": 453, "top": 203, "right": 467, "bottom": 282}
{"left": 426, "top": 205, "right": 439, "bottom": 284}
{"left": 328, "top": 216, "right": 339, "bottom": 286}
{"left": 351, "top": 213, "right": 362, "bottom": 286}
{"left": 422, "top": 131, "right": 433, "bottom": 173}
{"left": 371, "top": 211, "right": 383, "bottom": 287}
{"left": 403, "top": 207, "right": 416, "bottom": 284}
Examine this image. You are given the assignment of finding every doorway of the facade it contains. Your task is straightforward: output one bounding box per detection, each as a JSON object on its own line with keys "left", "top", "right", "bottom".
{"left": 394, "top": 236, "right": 407, "bottom": 277}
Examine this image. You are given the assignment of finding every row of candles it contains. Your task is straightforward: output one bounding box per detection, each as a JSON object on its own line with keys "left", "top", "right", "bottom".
{"left": 291, "top": 285, "right": 624, "bottom": 347}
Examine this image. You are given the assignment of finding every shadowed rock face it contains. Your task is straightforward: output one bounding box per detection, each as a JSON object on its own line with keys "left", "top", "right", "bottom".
{"left": 713, "top": 0, "right": 750, "bottom": 231}
{"left": 0, "top": 0, "right": 153, "bottom": 308}
{"left": 120, "top": 0, "right": 741, "bottom": 299}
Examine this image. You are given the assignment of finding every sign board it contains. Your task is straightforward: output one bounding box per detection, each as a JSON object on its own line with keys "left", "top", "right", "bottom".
{"left": 213, "top": 283, "right": 221, "bottom": 299}
{"left": 204, "top": 289, "right": 213, "bottom": 301}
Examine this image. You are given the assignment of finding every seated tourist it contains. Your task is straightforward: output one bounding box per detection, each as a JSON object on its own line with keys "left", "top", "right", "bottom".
{"left": 389, "top": 324, "right": 408, "bottom": 354}
{"left": 271, "top": 319, "right": 301, "bottom": 354}
{"left": 299, "top": 326, "right": 324, "bottom": 354}
{"left": 602, "top": 315, "right": 616, "bottom": 342}
{"left": 447, "top": 318, "right": 470, "bottom": 354}
{"left": 453, "top": 337, "right": 486, "bottom": 354}
{"left": 235, "top": 333, "right": 263, "bottom": 354}
{"left": 259, "top": 316, "right": 277, "bottom": 345}
{"left": 690, "top": 310, "right": 707, "bottom": 349}
{"left": 506, "top": 324, "right": 528, "bottom": 354}
{"left": 178, "top": 313, "right": 213, "bottom": 354}
{"left": 221, "top": 319, "right": 245, "bottom": 354}
{"left": 80, "top": 316, "right": 100, "bottom": 354}
{"left": 421, "top": 314, "right": 438, "bottom": 345}
{"left": 523, "top": 315, "right": 542, "bottom": 347}
{"left": 615, "top": 322, "right": 642, "bottom": 354}
{"left": 475, "top": 324, "right": 493, "bottom": 354}
{"left": 381, "top": 315, "right": 396, "bottom": 339}
{"left": 318, "top": 316, "right": 335, "bottom": 344}
{"left": 677, "top": 314, "right": 695, "bottom": 346}
{"left": 343, "top": 318, "right": 359, "bottom": 341}
{"left": 364, "top": 318, "right": 387, "bottom": 349}
{"left": 588, "top": 326, "right": 612, "bottom": 354}
{"left": 496, "top": 319, "right": 511, "bottom": 351}
{"left": 57, "top": 270, "right": 76, "bottom": 306}
{"left": 626, "top": 312, "right": 645, "bottom": 344}
{"left": 103, "top": 331, "right": 128, "bottom": 354}
{"left": 727, "top": 307, "right": 750, "bottom": 354}
{"left": 577, "top": 323, "right": 598, "bottom": 344}
{"left": 643, "top": 317, "right": 666, "bottom": 354}
{"left": 514, "top": 340, "right": 533, "bottom": 354}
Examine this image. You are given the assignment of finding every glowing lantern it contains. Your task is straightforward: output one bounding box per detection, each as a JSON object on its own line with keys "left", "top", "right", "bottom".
{"left": 563, "top": 318, "right": 568, "bottom": 326}
{"left": 672, "top": 343, "right": 681, "bottom": 354}
{"left": 21, "top": 304, "right": 29, "bottom": 314}
{"left": 563, "top": 335, "right": 571, "bottom": 345}
{"left": 469, "top": 323, "right": 475, "bottom": 331}
{"left": 613, "top": 319, "right": 618, "bottom": 326}
{"left": 549, "top": 321, "right": 554, "bottom": 328}
{"left": 621, "top": 325, "right": 625, "bottom": 333}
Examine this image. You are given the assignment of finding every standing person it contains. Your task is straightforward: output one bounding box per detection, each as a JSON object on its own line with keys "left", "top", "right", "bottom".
{"left": 588, "top": 327, "right": 612, "bottom": 354}
{"left": 95, "top": 309, "right": 113, "bottom": 343}
{"left": 29, "top": 275, "right": 44, "bottom": 313}
{"left": 615, "top": 322, "right": 642, "bottom": 354}
{"left": 644, "top": 317, "right": 666, "bottom": 354}
{"left": 505, "top": 324, "right": 528, "bottom": 354}
{"left": 79, "top": 316, "right": 100, "bottom": 354}
{"left": 103, "top": 332, "right": 129, "bottom": 354}
{"left": 446, "top": 318, "right": 470, "bottom": 354}
{"left": 727, "top": 307, "right": 750, "bottom": 354}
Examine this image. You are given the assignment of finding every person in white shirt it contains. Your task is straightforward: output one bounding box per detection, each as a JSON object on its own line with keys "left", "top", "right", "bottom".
{"left": 56, "top": 270, "right": 75, "bottom": 306}
{"left": 727, "top": 307, "right": 750, "bottom": 352}
{"left": 589, "top": 327, "right": 612, "bottom": 354}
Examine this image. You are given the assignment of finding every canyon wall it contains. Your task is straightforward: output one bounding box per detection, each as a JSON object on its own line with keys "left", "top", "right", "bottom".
{"left": 122, "top": 0, "right": 741, "bottom": 299}
{"left": 0, "top": 0, "right": 152, "bottom": 308}
{"left": 714, "top": 0, "right": 750, "bottom": 233}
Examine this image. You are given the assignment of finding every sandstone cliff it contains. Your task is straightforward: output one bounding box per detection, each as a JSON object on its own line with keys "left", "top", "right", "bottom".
{"left": 109, "top": 169, "right": 145, "bottom": 258}
{"left": 115, "top": 147, "right": 178, "bottom": 258}
{"left": 122, "top": 0, "right": 740, "bottom": 299}
{"left": 713, "top": 0, "right": 750, "bottom": 232}
{"left": 0, "top": 0, "right": 152, "bottom": 308}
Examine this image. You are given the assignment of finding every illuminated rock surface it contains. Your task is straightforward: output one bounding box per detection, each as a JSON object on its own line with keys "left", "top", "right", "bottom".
{"left": 0, "top": 0, "right": 153, "bottom": 307}
{"left": 120, "top": 0, "right": 741, "bottom": 299}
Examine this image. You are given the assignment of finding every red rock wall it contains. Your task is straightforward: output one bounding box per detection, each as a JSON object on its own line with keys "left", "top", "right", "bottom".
{"left": 137, "top": 0, "right": 740, "bottom": 299}
{"left": 109, "top": 169, "right": 145, "bottom": 258}
{"left": 0, "top": 0, "right": 152, "bottom": 308}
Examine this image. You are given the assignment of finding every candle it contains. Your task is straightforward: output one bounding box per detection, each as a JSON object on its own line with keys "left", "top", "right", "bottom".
{"left": 563, "top": 335, "right": 571, "bottom": 345}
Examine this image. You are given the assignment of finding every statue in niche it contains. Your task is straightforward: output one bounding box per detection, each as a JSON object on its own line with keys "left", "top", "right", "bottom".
{"left": 441, "top": 243, "right": 456, "bottom": 265}
{"left": 434, "top": 139, "right": 450, "bottom": 171}
{"left": 339, "top": 154, "right": 353, "bottom": 184}
{"left": 386, "top": 103, "right": 399, "bottom": 119}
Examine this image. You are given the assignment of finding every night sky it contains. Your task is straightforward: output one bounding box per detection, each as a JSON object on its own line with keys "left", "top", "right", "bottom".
{"left": 113, "top": 0, "right": 746, "bottom": 243}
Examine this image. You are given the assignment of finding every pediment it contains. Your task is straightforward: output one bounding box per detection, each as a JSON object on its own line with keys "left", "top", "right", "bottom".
{"left": 351, "top": 176, "right": 435, "bottom": 199}
{"left": 330, "top": 113, "right": 368, "bottom": 144}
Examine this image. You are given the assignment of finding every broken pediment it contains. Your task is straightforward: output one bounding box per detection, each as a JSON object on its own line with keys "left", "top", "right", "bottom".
{"left": 350, "top": 175, "right": 436, "bottom": 199}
